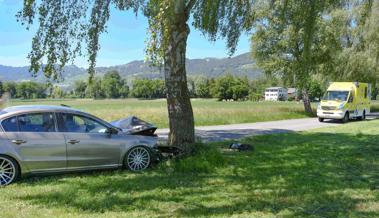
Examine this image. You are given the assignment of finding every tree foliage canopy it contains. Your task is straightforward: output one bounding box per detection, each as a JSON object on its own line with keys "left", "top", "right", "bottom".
{"left": 251, "top": 0, "right": 341, "bottom": 88}
{"left": 18, "top": 0, "right": 254, "bottom": 80}
{"left": 251, "top": 0, "right": 379, "bottom": 87}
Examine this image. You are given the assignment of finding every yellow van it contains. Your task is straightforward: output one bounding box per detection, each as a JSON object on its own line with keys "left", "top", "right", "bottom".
{"left": 317, "top": 82, "right": 370, "bottom": 123}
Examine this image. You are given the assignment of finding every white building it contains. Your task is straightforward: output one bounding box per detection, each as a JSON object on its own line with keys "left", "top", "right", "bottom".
{"left": 287, "top": 88, "right": 297, "bottom": 99}
{"left": 265, "top": 87, "right": 288, "bottom": 101}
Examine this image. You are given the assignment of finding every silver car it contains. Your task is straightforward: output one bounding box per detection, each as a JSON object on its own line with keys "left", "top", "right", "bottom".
{"left": 0, "top": 105, "right": 159, "bottom": 186}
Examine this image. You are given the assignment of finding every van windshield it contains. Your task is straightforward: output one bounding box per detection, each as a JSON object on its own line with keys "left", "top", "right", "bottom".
{"left": 322, "top": 91, "right": 350, "bottom": 101}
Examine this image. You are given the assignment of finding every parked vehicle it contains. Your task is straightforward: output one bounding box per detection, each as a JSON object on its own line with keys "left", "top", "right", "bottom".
{"left": 317, "top": 82, "right": 371, "bottom": 122}
{"left": 111, "top": 116, "right": 157, "bottom": 136}
{"left": 0, "top": 105, "right": 159, "bottom": 186}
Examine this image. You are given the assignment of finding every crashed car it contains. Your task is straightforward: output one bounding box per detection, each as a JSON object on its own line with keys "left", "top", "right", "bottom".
{"left": 111, "top": 116, "right": 157, "bottom": 136}
{"left": 0, "top": 105, "right": 160, "bottom": 186}
{"left": 112, "top": 116, "right": 183, "bottom": 157}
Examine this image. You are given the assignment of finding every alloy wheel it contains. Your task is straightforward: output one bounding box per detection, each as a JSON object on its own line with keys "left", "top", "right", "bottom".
{"left": 126, "top": 147, "right": 151, "bottom": 171}
{"left": 0, "top": 157, "right": 16, "bottom": 186}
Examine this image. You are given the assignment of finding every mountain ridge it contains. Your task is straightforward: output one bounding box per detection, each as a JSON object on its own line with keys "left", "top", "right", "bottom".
{"left": 0, "top": 52, "right": 262, "bottom": 85}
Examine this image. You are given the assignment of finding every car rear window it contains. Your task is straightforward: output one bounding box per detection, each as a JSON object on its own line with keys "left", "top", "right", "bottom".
{"left": 2, "top": 117, "right": 18, "bottom": 132}
{"left": 18, "top": 113, "right": 55, "bottom": 132}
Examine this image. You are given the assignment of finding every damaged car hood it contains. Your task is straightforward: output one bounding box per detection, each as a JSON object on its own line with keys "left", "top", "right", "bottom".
{"left": 111, "top": 116, "right": 157, "bottom": 136}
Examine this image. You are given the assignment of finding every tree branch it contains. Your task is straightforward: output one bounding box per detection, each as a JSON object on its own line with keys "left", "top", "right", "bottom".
{"left": 185, "top": 0, "right": 196, "bottom": 18}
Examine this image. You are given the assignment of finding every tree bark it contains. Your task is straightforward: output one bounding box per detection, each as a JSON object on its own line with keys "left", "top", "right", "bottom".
{"left": 302, "top": 89, "right": 313, "bottom": 115}
{"left": 164, "top": 2, "right": 195, "bottom": 147}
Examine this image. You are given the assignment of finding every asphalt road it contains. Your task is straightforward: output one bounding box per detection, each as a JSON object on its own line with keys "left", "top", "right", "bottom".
{"left": 156, "top": 113, "right": 379, "bottom": 142}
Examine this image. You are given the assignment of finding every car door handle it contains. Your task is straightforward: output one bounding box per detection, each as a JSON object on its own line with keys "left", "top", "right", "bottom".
{"left": 11, "top": 139, "right": 27, "bottom": 145}
{"left": 68, "top": 139, "right": 80, "bottom": 144}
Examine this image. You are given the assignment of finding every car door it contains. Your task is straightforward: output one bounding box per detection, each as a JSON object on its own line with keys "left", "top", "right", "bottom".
{"left": 56, "top": 113, "right": 121, "bottom": 168}
{"left": 2, "top": 112, "right": 67, "bottom": 172}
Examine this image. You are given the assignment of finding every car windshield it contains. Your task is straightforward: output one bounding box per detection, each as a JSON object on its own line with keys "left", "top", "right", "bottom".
{"left": 322, "top": 91, "right": 350, "bottom": 101}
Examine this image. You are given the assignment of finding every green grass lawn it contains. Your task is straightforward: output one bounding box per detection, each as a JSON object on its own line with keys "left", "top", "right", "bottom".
{"left": 8, "top": 98, "right": 314, "bottom": 128}
{"left": 8, "top": 99, "right": 379, "bottom": 128}
{"left": 1, "top": 119, "right": 378, "bottom": 218}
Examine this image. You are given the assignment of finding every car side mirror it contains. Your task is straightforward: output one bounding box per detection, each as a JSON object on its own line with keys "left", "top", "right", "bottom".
{"left": 105, "top": 127, "right": 118, "bottom": 135}
{"left": 348, "top": 96, "right": 353, "bottom": 103}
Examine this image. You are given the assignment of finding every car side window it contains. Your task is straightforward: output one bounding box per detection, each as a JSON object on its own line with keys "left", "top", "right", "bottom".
{"left": 18, "top": 113, "right": 56, "bottom": 132}
{"left": 58, "top": 113, "right": 107, "bottom": 133}
{"left": 2, "top": 116, "right": 18, "bottom": 132}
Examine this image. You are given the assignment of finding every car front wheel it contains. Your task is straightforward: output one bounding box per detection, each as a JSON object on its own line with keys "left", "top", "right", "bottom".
{"left": 0, "top": 155, "right": 19, "bottom": 186}
{"left": 125, "top": 146, "right": 151, "bottom": 171}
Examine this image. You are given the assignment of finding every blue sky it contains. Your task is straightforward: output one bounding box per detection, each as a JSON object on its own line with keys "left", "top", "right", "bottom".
{"left": 0, "top": 0, "right": 251, "bottom": 67}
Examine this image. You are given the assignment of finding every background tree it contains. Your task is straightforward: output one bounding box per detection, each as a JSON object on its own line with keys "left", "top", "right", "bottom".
{"left": 211, "top": 74, "right": 235, "bottom": 101}
{"left": 211, "top": 74, "right": 250, "bottom": 101}
{"left": 86, "top": 77, "right": 104, "bottom": 99}
{"left": 102, "top": 71, "right": 123, "bottom": 98}
{"left": 51, "top": 85, "right": 65, "bottom": 99}
{"left": 18, "top": 0, "right": 254, "bottom": 147}
{"left": 73, "top": 81, "right": 87, "bottom": 98}
{"left": 131, "top": 78, "right": 165, "bottom": 99}
{"left": 0, "top": 81, "right": 3, "bottom": 97}
{"left": 308, "top": 79, "right": 324, "bottom": 101}
{"left": 3, "top": 82, "right": 17, "bottom": 98}
{"left": 131, "top": 78, "right": 154, "bottom": 99}
{"left": 119, "top": 80, "right": 130, "bottom": 98}
{"left": 150, "top": 79, "right": 165, "bottom": 99}
{"left": 251, "top": 0, "right": 340, "bottom": 114}
{"left": 16, "top": 81, "right": 46, "bottom": 99}
{"left": 325, "top": 0, "right": 379, "bottom": 90}
{"left": 194, "top": 77, "right": 211, "bottom": 98}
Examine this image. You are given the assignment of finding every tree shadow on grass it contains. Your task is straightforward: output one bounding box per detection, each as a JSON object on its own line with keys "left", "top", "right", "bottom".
{"left": 14, "top": 131, "right": 379, "bottom": 217}
{"left": 197, "top": 128, "right": 294, "bottom": 142}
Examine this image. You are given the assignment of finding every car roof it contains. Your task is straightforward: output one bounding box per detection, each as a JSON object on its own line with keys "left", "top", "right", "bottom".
{"left": 0, "top": 105, "right": 83, "bottom": 118}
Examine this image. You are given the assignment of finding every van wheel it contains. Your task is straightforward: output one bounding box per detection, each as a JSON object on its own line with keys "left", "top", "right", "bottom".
{"left": 357, "top": 111, "right": 366, "bottom": 121}
{"left": 318, "top": 117, "right": 324, "bottom": 122}
{"left": 342, "top": 112, "right": 349, "bottom": 123}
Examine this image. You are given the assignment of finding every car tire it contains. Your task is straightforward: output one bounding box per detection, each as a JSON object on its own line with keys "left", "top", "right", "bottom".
{"left": 0, "top": 155, "right": 20, "bottom": 186}
{"left": 342, "top": 112, "right": 349, "bottom": 123}
{"left": 124, "top": 146, "right": 151, "bottom": 171}
{"left": 318, "top": 117, "right": 324, "bottom": 122}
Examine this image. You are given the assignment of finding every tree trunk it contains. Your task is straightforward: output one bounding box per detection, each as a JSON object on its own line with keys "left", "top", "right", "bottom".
{"left": 164, "top": 3, "right": 195, "bottom": 147}
{"left": 302, "top": 89, "right": 313, "bottom": 115}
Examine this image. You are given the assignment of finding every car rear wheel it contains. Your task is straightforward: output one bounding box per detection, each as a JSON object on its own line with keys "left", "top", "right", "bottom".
{"left": 0, "top": 155, "right": 19, "bottom": 186}
{"left": 125, "top": 146, "right": 151, "bottom": 171}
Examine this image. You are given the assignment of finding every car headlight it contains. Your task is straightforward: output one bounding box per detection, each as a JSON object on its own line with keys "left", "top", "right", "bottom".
{"left": 337, "top": 103, "right": 345, "bottom": 110}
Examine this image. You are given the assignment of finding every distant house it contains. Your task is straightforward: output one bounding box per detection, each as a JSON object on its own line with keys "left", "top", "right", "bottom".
{"left": 265, "top": 87, "right": 288, "bottom": 101}
{"left": 287, "top": 88, "right": 297, "bottom": 99}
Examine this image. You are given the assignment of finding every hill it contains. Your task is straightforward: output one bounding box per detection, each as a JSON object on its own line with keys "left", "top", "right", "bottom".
{"left": 0, "top": 52, "right": 262, "bottom": 85}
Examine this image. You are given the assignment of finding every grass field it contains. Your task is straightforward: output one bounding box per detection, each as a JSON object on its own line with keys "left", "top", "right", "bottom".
{"left": 8, "top": 98, "right": 379, "bottom": 128}
{"left": 0, "top": 118, "right": 378, "bottom": 218}
{"left": 8, "top": 98, "right": 315, "bottom": 128}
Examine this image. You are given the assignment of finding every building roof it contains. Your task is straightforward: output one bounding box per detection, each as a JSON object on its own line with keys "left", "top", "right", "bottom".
{"left": 287, "top": 88, "right": 297, "bottom": 93}
{"left": 266, "top": 87, "right": 286, "bottom": 90}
